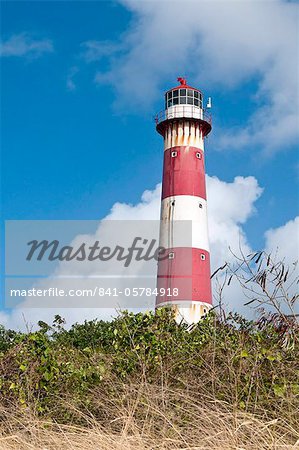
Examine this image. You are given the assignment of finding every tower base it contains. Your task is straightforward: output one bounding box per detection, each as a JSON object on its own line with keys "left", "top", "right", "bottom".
{"left": 156, "top": 301, "right": 212, "bottom": 325}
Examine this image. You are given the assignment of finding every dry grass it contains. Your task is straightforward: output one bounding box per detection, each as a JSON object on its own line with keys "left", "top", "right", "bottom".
{"left": 0, "top": 383, "right": 298, "bottom": 450}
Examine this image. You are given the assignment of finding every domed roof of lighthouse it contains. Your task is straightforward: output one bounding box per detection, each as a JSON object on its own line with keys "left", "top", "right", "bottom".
{"left": 169, "top": 77, "right": 202, "bottom": 92}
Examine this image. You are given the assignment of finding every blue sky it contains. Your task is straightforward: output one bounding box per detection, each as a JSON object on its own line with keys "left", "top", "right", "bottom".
{"left": 1, "top": 0, "right": 298, "bottom": 325}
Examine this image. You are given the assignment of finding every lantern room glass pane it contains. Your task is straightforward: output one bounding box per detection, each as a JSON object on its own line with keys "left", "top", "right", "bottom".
{"left": 194, "top": 99, "right": 199, "bottom": 106}
{"left": 180, "top": 89, "right": 186, "bottom": 96}
{"left": 173, "top": 97, "right": 179, "bottom": 105}
{"left": 187, "top": 97, "right": 193, "bottom": 105}
{"left": 167, "top": 92, "right": 172, "bottom": 100}
{"left": 173, "top": 90, "right": 178, "bottom": 97}
{"left": 167, "top": 100, "right": 173, "bottom": 107}
{"left": 187, "top": 89, "right": 193, "bottom": 96}
{"left": 179, "top": 96, "right": 186, "bottom": 104}
{"left": 194, "top": 91, "right": 199, "bottom": 98}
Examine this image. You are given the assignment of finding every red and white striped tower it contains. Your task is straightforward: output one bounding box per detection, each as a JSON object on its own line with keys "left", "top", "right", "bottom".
{"left": 155, "top": 77, "right": 212, "bottom": 324}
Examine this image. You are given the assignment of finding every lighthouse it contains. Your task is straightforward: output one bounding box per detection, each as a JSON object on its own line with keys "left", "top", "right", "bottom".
{"left": 155, "top": 77, "right": 212, "bottom": 324}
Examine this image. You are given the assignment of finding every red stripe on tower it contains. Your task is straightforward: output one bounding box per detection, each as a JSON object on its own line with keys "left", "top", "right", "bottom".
{"left": 162, "top": 147, "right": 206, "bottom": 200}
{"left": 155, "top": 77, "right": 213, "bottom": 324}
{"left": 156, "top": 248, "right": 212, "bottom": 304}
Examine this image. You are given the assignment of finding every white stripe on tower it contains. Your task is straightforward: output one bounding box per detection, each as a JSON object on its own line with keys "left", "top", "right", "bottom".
{"left": 159, "top": 196, "right": 209, "bottom": 251}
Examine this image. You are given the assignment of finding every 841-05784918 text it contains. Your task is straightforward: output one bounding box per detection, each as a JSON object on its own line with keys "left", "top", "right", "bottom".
{"left": 9, "top": 287, "right": 179, "bottom": 298}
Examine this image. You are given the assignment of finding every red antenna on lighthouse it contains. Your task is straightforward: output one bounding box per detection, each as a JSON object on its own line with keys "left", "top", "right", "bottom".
{"left": 177, "top": 77, "right": 187, "bottom": 86}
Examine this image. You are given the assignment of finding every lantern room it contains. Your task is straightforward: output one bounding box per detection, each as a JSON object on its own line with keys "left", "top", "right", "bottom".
{"left": 155, "top": 77, "right": 212, "bottom": 136}
{"left": 164, "top": 77, "right": 204, "bottom": 121}
{"left": 165, "top": 78, "right": 203, "bottom": 109}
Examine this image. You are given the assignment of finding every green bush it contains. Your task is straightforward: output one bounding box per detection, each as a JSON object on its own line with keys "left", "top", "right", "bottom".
{"left": 0, "top": 308, "right": 298, "bottom": 426}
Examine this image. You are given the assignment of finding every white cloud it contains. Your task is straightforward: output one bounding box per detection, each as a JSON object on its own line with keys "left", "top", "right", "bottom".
{"left": 66, "top": 66, "right": 79, "bottom": 91}
{"left": 80, "top": 41, "right": 122, "bottom": 63}
{"left": 93, "top": 0, "right": 298, "bottom": 154}
{"left": 2, "top": 175, "right": 267, "bottom": 329}
{"left": 105, "top": 184, "right": 161, "bottom": 221}
{"left": 264, "top": 217, "right": 299, "bottom": 315}
{"left": 0, "top": 33, "right": 53, "bottom": 58}
{"left": 207, "top": 175, "right": 263, "bottom": 268}
{"left": 265, "top": 216, "right": 299, "bottom": 264}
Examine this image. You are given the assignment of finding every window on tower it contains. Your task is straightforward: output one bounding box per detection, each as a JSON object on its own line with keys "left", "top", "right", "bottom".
{"left": 166, "top": 91, "right": 172, "bottom": 108}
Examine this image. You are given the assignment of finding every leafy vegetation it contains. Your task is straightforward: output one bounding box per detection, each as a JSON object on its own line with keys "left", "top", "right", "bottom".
{"left": 0, "top": 309, "right": 298, "bottom": 431}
